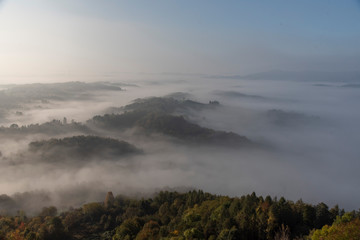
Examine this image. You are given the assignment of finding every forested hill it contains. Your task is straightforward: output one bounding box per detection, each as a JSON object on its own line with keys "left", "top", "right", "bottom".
{"left": 0, "top": 96, "right": 252, "bottom": 148}
{"left": 89, "top": 111, "right": 251, "bottom": 147}
{"left": 121, "top": 97, "right": 216, "bottom": 114}
{"left": 88, "top": 97, "right": 251, "bottom": 147}
{"left": 0, "top": 190, "right": 359, "bottom": 240}
{"left": 28, "top": 135, "right": 142, "bottom": 161}
{"left": 0, "top": 119, "right": 91, "bottom": 137}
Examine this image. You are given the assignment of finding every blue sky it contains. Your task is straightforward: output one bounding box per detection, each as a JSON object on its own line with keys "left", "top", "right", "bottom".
{"left": 0, "top": 0, "right": 359, "bottom": 83}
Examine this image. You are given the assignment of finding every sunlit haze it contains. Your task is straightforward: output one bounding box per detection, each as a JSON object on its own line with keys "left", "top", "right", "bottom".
{"left": 1, "top": 0, "right": 360, "bottom": 84}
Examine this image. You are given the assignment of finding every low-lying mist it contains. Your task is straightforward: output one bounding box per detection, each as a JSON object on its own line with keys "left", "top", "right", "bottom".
{"left": 0, "top": 74, "right": 359, "bottom": 215}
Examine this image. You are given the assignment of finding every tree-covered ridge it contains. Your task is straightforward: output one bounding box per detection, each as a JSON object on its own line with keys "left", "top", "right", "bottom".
{"left": 28, "top": 135, "right": 142, "bottom": 161}
{"left": 0, "top": 190, "right": 356, "bottom": 240}
{"left": 89, "top": 111, "right": 148, "bottom": 130}
{"left": 88, "top": 96, "right": 250, "bottom": 147}
{"left": 136, "top": 113, "right": 250, "bottom": 146}
{"left": 1, "top": 96, "right": 248, "bottom": 147}
{"left": 122, "top": 97, "right": 215, "bottom": 114}
{"left": 90, "top": 111, "right": 251, "bottom": 147}
{"left": 0, "top": 119, "right": 91, "bottom": 137}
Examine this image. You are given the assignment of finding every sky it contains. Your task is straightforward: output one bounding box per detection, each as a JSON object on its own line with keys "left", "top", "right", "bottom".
{"left": 0, "top": 0, "right": 360, "bottom": 83}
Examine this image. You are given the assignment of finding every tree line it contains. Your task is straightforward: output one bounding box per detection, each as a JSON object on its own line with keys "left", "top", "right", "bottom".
{"left": 0, "top": 190, "right": 359, "bottom": 240}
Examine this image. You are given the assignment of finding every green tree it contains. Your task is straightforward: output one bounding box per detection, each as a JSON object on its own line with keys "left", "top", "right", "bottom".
{"left": 113, "top": 218, "right": 142, "bottom": 240}
{"left": 82, "top": 202, "right": 104, "bottom": 222}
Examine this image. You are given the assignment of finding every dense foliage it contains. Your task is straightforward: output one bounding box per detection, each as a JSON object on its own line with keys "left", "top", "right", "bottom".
{"left": 0, "top": 120, "right": 90, "bottom": 137}
{"left": 90, "top": 111, "right": 251, "bottom": 147}
{"left": 310, "top": 213, "right": 360, "bottom": 240}
{"left": 122, "top": 97, "right": 211, "bottom": 114}
{"left": 28, "top": 135, "right": 142, "bottom": 161}
{"left": 0, "top": 190, "right": 355, "bottom": 240}
{"left": 1, "top": 96, "right": 252, "bottom": 147}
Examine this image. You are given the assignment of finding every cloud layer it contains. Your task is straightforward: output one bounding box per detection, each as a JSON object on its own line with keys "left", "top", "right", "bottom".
{"left": 0, "top": 74, "right": 359, "bottom": 214}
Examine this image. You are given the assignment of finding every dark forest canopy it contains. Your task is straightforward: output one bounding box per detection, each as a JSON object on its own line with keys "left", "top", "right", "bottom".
{"left": 28, "top": 135, "right": 142, "bottom": 161}
{"left": 0, "top": 190, "right": 358, "bottom": 240}
{"left": 89, "top": 97, "right": 252, "bottom": 147}
{"left": 0, "top": 95, "right": 313, "bottom": 148}
{"left": 89, "top": 111, "right": 251, "bottom": 147}
{"left": 1, "top": 96, "right": 252, "bottom": 148}
{"left": 122, "top": 97, "right": 214, "bottom": 114}
{"left": 0, "top": 119, "right": 91, "bottom": 137}
{"left": 0, "top": 135, "right": 142, "bottom": 174}
{"left": 106, "top": 96, "right": 218, "bottom": 116}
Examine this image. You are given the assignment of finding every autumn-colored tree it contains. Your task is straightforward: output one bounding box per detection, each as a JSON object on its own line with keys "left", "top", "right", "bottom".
{"left": 310, "top": 214, "right": 360, "bottom": 240}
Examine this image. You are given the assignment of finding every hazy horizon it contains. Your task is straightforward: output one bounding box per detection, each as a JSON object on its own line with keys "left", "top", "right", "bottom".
{"left": 1, "top": 0, "right": 360, "bottom": 84}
